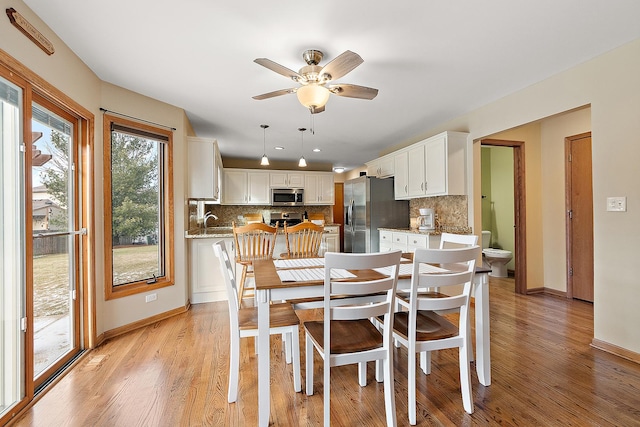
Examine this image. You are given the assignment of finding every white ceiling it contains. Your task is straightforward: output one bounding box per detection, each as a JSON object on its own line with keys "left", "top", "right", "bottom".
{"left": 24, "top": 0, "right": 640, "bottom": 171}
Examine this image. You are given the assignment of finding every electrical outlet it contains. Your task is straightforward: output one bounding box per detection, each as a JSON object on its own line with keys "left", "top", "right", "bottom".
{"left": 606, "top": 197, "right": 627, "bottom": 212}
{"left": 145, "top": 293, "right": 157, "bottom": 303}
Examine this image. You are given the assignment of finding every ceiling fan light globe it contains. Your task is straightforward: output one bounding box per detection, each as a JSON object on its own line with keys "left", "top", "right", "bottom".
{"left": 297, "top": 84, "right": 330, "bottom": 110}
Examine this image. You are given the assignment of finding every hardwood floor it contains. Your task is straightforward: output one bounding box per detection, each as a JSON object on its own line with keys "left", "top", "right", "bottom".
{"left": 10, "top": 277, "right": 640, "bottom": 426}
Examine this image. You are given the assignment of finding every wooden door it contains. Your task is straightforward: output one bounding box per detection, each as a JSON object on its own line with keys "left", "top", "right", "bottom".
{"left": 566, "top": 133, "right": 594, "bottom": 302}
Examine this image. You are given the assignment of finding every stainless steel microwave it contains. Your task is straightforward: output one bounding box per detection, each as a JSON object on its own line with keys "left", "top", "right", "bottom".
{"left": 271, "top": 188, "right": 304, "bottom": 206}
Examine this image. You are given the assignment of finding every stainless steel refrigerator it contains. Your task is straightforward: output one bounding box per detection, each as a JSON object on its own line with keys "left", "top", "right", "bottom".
{"left": 344, "top": 176, "right": 409, "bottom": 253}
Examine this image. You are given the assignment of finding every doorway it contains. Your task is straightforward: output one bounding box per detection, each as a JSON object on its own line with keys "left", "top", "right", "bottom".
{"left": 480, "top": 139, "right": 527, "bottom": 294}
{"left": 565, "top": 132, "right": 594, "bottom": 302}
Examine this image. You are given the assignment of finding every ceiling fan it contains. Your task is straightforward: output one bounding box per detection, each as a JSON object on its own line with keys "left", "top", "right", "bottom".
{"left": 252, "top": 49, "right": 378, "bottom": 114}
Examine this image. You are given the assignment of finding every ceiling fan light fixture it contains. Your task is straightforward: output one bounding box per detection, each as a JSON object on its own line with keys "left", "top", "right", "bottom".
{"left": 296, "top": 84, "right": 330, "bottom": 110}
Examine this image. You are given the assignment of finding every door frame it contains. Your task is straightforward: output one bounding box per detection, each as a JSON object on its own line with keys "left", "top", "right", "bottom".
{"left": 480, "top": 138, "right": 527, "bottom": 294}
{"left": 0, "top": 49, "right": 95, "bottom": 424}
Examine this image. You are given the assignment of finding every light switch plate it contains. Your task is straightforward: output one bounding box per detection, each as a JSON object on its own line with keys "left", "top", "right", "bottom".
{"left": 606, "top": 196, "right": 627, "bottom": 212}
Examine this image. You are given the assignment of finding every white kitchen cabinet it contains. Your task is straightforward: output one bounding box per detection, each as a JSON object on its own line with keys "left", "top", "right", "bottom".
{"left": 222, "top": 169, "right": 270, "bottom": 205}
{"left": 407, "top": 144, "right": 426, "bottom": 197}
{"left": 187, "top": 136, "right": 221, "bottom": 200}
{"left": 366, "top": 154, "right": 395, "bottom": 178}
{"left": 378, "top": 230, "right": 441, "bottom": 253}
{"left": 189, "top": 237, "right": 235, "bottom": 303}
{"left": 304, "top": 173, "right": 334, "bottom": 205}
{"left": 379, "top": 230, "right": 393, "bottom": 251}
{"left": 424, "top": 131, "right": 468, "bottom": 196}
{"left": 269, "top": 172, "right": 305, "bottom": 188}
{"left": 320, "top": 225, "right": 340, "bottom": 255}
{"left": 392, "top": 131, "right": 469, "bottom": 200}
{"left": 394, "top": 151, "right": 409, "bottom": 199}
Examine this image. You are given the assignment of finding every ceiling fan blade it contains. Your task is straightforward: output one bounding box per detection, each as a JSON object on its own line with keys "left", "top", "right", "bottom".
{"left": 254, "top": 58, "right": 302, "bottom": 81}
{"left": 252, "top": 88, "right": 296, "bottom": 100}
{"left": 329, "top": 84, "right": 378, "bottom": 100}
{"left": 320, "top": 50, "right": 363, "bottom": 81}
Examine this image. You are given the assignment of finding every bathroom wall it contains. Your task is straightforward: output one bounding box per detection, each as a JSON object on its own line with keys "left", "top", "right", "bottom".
{"left": 481, "top": 146, "right": 515, "bottom": 271}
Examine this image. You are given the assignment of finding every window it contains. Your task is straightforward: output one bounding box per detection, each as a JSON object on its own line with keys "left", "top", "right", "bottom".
{"left": 103, "top": 115, "right": 174, "bottom": 299}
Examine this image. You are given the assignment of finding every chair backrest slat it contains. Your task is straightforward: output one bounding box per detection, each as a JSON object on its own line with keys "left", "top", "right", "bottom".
{"left": 233, "top": 221, "right": 278, "bottom": 263}
{"left": 284, "top": 222, "right": 324, "bottom": 258}
{"left": 409, "top": 246, "right": 480, "bottom": 315}
{"left": 324, "top": 250, "right": 402, "bottom": 324}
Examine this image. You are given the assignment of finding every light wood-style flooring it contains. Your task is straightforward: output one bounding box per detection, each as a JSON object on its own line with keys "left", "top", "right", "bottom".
{"left": 11, "top": 277, "right": 640, "bottom": 426}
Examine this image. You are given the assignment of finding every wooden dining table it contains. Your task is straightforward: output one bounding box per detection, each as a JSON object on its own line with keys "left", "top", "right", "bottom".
{"left": 253, "top": 256, "right": 491, "bottom": 427}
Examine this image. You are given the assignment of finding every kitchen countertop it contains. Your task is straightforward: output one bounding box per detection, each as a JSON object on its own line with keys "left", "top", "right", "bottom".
{"left": 378, "top": 226, "right": 473, "bottom": 236}
{"left": 185, "top": 223, "right": 341, "bottom": 239}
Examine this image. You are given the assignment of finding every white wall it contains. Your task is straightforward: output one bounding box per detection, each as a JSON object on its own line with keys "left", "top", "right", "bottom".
{"left": 1, "top": 0, "right": 190, "bottom": 336}
{"left": 416, "top": 39, "right": 640, "bottom": 354}
{"left": 540, "top": 108, "right": 591, "bottom": 292}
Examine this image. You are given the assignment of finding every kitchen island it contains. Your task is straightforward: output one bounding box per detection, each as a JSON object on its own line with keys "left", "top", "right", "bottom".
{"left": 185, "top": 224, "right": 340, "bottom": 303}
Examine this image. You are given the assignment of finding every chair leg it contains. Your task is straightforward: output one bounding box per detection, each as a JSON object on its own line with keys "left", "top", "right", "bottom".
{"left": 228, "top": 332, "right": 240, "bottom": 403}
{"left": 324, "top": 352, "right": 331, "bottom": 427}
{"left": 420, "top": 350, "right": 431, "bottom": 374}
{"left": 375, "top": 359, "right": 383, "bottom": 382}
{"left": 409, "top": 350, "right": 417, "bottom": 425}
{"left": 284, "top": 332, "right": 292, "bottom": 364}
{"left": 459, "top": 343, "right": 474, "bottom": 414}
{"left": 306, "top": 334, "right": 314, "bottom": 395}
{"left": 358, "top": 361, "right": 367, "bottom": 386}
{"left": 384, "top": 352, "right": 398, "bottom": 427}
{"left": 291, "top": 327, "right": 301, "bottom": 393}
{"left": 238, "top": 265, "right": 248, "bottom": 306}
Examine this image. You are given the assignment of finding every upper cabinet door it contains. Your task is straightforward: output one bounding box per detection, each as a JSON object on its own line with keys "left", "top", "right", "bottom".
{"left": 222, "top": 169, "right": 248, "bottom": 204}
{"left": 407, "top": 144, "right": 426, "bottom": 197}
{"left": 304, "top": 173, "right": 334, "bottom": 205}
{"left": 247, "top": 171, "right": 271, "bottom": 204}
{"left": 425, "top": 134, "right": 447, "bottom": 196}
{"left": 187, "top": 137, "right": 220, "bottom": 200}
{"left": 394, "top": 151, "right": 409, "bottom": 199}
{"left": 269, "top": 172, "right": 305, "bottom": 188}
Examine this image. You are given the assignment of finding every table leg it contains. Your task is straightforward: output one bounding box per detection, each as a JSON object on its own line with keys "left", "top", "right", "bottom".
{"left": 474, "top": 273, "right": 491, "bottom": 386}
{"left": 257, "top": 289, "right": 271, "bottom": 426}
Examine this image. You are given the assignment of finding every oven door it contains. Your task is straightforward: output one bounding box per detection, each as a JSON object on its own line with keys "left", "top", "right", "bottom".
{"left": 271, "top": 189, "right": 304, "bottom": 206}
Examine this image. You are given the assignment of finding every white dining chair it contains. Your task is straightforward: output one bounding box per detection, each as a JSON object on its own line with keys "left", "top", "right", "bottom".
{"left": 378, "top": 246, "right": 479, "bottom": 425}
{"left": 212, "top": 240, "right": 301, "bottom": 403}
{"left": 303, "top": 250, "right": 402, "bottom": 427}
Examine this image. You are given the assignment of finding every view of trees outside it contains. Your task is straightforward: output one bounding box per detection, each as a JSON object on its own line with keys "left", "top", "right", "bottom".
{"left": 40, "top": 128, "right": 162, "bottom": 287}
{"left": 109, "top": 130, "right": 162, "bottom": 286}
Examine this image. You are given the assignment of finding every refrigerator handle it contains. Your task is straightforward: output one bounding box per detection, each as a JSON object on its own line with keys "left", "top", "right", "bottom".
{"left": 349, "top": 199, "right": 355, "bottom": 233}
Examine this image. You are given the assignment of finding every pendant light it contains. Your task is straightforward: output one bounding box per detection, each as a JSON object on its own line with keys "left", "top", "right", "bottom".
{"left": 260, "top": 124, "right": 269, "bottom": 166}
{"left": 298, "top": 127, "right": 307, "bottom": 167}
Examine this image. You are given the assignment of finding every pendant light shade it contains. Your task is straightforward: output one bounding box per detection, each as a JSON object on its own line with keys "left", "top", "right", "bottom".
{"left": 260, "top": 124, "right": 269, "bottom": 166}
{"left": 298, "top": 127, "right": 307, "bottom": 167}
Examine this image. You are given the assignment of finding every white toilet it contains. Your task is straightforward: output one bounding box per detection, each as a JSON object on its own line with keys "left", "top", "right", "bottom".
{"left": 481, "top": 230, "right": 513, "bottom": 278}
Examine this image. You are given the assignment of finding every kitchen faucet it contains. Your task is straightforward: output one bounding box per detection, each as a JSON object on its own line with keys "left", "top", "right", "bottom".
{"left": 203, "top": 211, "right": 218, "bottom": 228}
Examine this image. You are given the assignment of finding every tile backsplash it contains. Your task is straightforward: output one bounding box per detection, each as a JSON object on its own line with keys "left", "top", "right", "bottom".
{"left": 187, "top": 201, "right": 332, "bottom": 229}
{"left": 410, "top": 195, "right": 470, "bottom": 233}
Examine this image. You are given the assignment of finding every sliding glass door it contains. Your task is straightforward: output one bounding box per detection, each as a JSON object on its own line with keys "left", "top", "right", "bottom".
{"left": 0, "top": 73, "right": 26, "bottom": 421}
{"left": 0, "top": 67, "right": 85, "bottom": 422}
{"left": 31, "top": 97, "right": 81, "bottom": 387}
